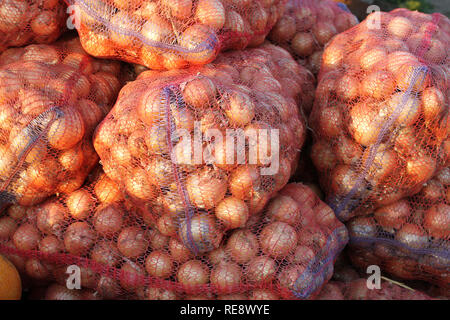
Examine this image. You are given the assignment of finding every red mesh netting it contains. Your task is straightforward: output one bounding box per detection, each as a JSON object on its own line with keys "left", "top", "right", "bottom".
{"left": 268, "top": 0, "right": 358, "bottom": 77}
{"left": 0, "top": 0, "right": 68, "bottom": 53}
{"left": 0, "top": 37, "right": 123, "bottom": 210}
{"left": 66, "top": 0, "right": 287, "bottom": 70}
{"left": 0, "top": 175, "right": 348, "bottom": 299}
{"left": 92, "top": 43, "right": 308, "bottom": 256}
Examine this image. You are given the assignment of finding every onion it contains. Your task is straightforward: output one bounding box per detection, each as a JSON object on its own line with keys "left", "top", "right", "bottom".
{"left": 180, "top": 24, "right": 218, "bottom": 65}
{"left": 182, "top": 76, "right": 216, "bottom": 108}
{"left": 125, "top": 167, "right": 155, "bottom": 201}
{"left": 45, "top": 284, "right": 82, "bottom": 300}
{"left": 25, "top": 158, "right": 61, "bottom": 193}
{"left": 321, "top": 46, "right": 343, "bottom": 72}
{"left": 179, "top": 214, "right": 222, "bottom": 254}
{"left": 208, "top": 247, "right": 231, "bottom": 265}
{"left": 47, "top": 107, "right": 85, "bottom": 150}
{"left": 361, "top": 70, "right": 396, "bottom": 100}
{"left": 364, "top": 146, "right": 398, "bottom": 185}
{"left": 406, "top": 153, "right": 436, "bottom": 185}
{"left": 317, "top": 282, "right": 344, "bottom": 300}
{"left": 186, "top": 167, "right": 227, "bottom": 209}
{"left": 395, "top": 63, "right": 430, "bottom": 92}
{"left": 215, "top": 196, "right": 249, "bottom": 229}
{"left": 145, "top": 250, "right": 174, "bottom": 279}
{"left": 7, "top": 205, "right": 27, "bottom": 221}
{"left": 330, "top": 164, "right": 363, "bottom": 196}
{"left": 210, "top": 262, "right": 242, "bottom": 293}
{"left": 249, "top": 289, "right": 279, "bottom": 300}
{"left": 147, "top": 287, "right": 177, "bottom": 300}
{"left": 374, "top": 200, "right": 411, "bottom": 230}
{"left": 423, "top": 204, "right": 450, "bottom": 239}
{"left": 144, "top": 125, "right": 169, "bottom": 155}
{"left": 218, "top": 293, "right": 247, "bottom": 300}
{"left": 36, "top": 201, "right": 67, "bottom": 236}
{"left": 117, "top": 226, "right": 148, "bottom": 259}
{"left": 246, "top": 255, "right": 277, "bottom": 283}
{"left": 348, "top": 102, "right": 383, "bottom": 146}
{"left": 224, "top": 91, "right": 255, "bottom": 126}
{"left": 420, "top": 180, "right": 444, "bottom": 203}
{"left": 387, "top": 16, "right": 413, "bottom": 39}
{"left": 177, "top": 260, "right": 209, "bottom": 286}
{"left": 90, "top": 240, "right": 119, "bottom": 267}
{"left": 335, "top": 136, "right": 362, "bottom": 166}
{"left": 156, "top": 214, "right": 177, "bottom": 237}
{"left": 333, "top": 74, "right": 359, "bottom": 101}
{"left": 359, "top": 47, "right": 387, "bottom": 71}
{"left": 0, "top": 217, "right": 17, "bottom": 239}
{"left": 260, "top": 221, "right": 297, "bottom": 259}
{"left": 226, "top": 229, "right": 259, "bottom": 264}
{"left": 422, "top": 87, "right": 445, "bottom": 122}
{"left": 31, "top": 10, "right": 59, "bottom": 37}
{"left": 38, "top": 235, "right": 63, "bottom": 256}
{"left": 266, "top": 195, "right": 300, "bottom": 226}
{"left": 318, "top": 105, "right": 343, "bottom": 137}
{"left": 119, "top": 261, "right": 145, "bottom": 292}
{"left": 313, "top": 22, "right": 337, "bottom": 46}
{"left": 93, "top": 204, "right": 124, "bottom": 237}
{"left": 58, "top": 145, "right": 84, "bottom": 172}
{"left": 169, "top": 238, "right": 193, "bottom": 263}
{"left": 270, "top": 16, "right": 296, "bottom": 42}
{"left": 228, "top": 166, "right": 261, "bottom": 200}
{"left": 94, "top": 174, "right": 123, "bottom": 204}
{"left": 195, "top": 0, "right": 225, "bottom": 30}
{"left": 66, "top": 189, "right": 95, "bottom": 220}
{"left": 311, "top": 141, "right": 336, "bottom": 172}
{"left": 64, "top": 222, "right": 95, "bottom": 255}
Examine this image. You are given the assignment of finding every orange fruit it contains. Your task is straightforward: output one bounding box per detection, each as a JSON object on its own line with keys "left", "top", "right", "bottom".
{"left": 0, "top": 254, "right": 22, "bottom": 300}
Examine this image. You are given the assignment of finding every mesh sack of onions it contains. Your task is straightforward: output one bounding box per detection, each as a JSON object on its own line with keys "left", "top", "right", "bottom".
{"left": 268, "top": 0, "right": 358, "bottom": 77}
{"left": 0, "top": 0, "right": 68, "bottom": 53}
{"left": 67, "top": 0, "right": 287, "bottom": 70}
{"left": 309, "top": 8, "right": 450, "bottom": 222}
{"left": 316, "top": 253, "right": 435, "bottom": 300}
{"left": 345, "top": 174, "right": 449, "bottom": 289}
{"left": 0, "top": 179, "right": 348, "bottom": 300}
{"left": 93, "top": 43, "right": 307, "bottom": 256}
{"left": 0, "top": 37, "right": 123, "bottom": 210}
{"left": 316, "top": 278, "right": 434, "bottom": 300}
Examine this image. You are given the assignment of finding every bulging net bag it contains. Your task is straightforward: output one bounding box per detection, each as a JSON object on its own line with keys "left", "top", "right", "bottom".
{"left": 67, "top": 0, "right": 287, "bottom": 70}
{"left": 0, "top": 0, "right": 68, "bottom": 53}
{"left": 0, "top": 37, "right": 123, "bottom": 210}
{"left": 309, "top": 8, "right": 450, "bottom": 222}
{"left": 93, "top": 43, "right": 308, "bottom": 256}
{"left": 268, "top": 0, "right": 359, "bottom": 76}
{"left": 346, "top": 174, "right": 449, "bottom": 289}
{"left": 317, "top": 279, "right": 434, "bottom": 300}
{"left": 0, "top": 178, "right": 348, "bottom": 300}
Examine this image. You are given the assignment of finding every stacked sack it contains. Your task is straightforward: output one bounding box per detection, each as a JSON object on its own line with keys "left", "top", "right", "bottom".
{"left": 0, "top": 0, "right": 67, "bottom": 52}
{"left": 67, "top": 0, "right": 287, "bottom": 70}
{"left": 0, "top": 174, "right": 347, "bottom": 299}
{"left": 92, "top": 43, "right": 307, "bottom": 255}
{"left": 309, "top": 8, "right": 449, "bottom": 288}
{"left": 0, "top": 37, "right": 123, "bottom": 210}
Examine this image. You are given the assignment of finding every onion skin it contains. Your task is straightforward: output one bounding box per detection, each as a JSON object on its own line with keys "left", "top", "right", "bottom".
{"left": 260, "top": 222, "right": 298, "bottom": 259}
{"left": 423, "top": 204, "right": 450, "bottom": 239}
{"left": 64, "top": 222, "right": 96, "bottom": 256}
{"left": 374, "top": 200, "right": 411, "bottom": 230}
